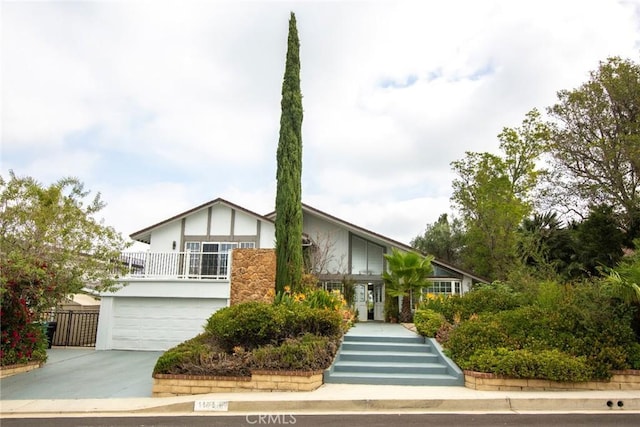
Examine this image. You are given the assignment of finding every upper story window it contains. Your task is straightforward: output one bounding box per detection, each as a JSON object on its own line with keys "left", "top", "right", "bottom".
{"left": 185, "top": 241, "right": 255, "bottom": 277}
{"left": 350, "top": 235, "right": 385, "bottom": 275}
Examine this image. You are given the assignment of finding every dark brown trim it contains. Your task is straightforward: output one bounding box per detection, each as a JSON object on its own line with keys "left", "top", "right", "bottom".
{"left": 130, "top": 198, "right": 274, "bottom": 243}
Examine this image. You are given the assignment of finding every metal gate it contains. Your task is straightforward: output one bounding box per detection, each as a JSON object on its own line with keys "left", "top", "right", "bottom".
{"left": 43, "top": 310, "right": 100, "bottom": 347}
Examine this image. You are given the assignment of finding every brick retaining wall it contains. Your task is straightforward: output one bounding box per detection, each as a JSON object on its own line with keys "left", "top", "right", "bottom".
{"left": 464, "top": 369, "right": 640, "bottom": 391}
{"left": 0, "top": 362, "right": 42, "bottom": 379}
{"left": 152, "top": 370, "right": 324, "bottom": 397}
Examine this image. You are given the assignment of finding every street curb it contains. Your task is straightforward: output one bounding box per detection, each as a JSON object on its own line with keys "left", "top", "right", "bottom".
{"left": 4, "top": 396, "right": 639, "bottom": 417}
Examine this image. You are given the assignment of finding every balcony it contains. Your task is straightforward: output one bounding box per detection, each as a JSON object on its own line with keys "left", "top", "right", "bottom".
{"left": 116, "top": 251, "right": 231, "bottom": 280}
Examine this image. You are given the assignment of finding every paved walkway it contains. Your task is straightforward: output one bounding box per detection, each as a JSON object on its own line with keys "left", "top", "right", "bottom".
{"left": 346, "top": 322, "right": 420, "bottom": 338}
{"left": 0, "top": 348, "right": 162, "bottom": 399}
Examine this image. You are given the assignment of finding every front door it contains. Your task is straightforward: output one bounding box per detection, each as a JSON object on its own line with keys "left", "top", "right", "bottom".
{"left": 355, "top": 283, "right": 385, "bottom": 322}
{"left": 373, "top": 283, "right": 384, "bottom": 321}
{"left": 355, "top": 284, "right": 368, "bottom": 322}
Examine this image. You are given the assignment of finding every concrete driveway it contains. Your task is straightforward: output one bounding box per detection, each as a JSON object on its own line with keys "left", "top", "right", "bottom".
{"left": 0, "top": 348, "right": 163, "bottom": 399}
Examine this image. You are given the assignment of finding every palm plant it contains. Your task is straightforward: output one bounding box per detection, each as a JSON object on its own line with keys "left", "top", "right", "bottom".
{"left": 601, "top": 239, "right": 640, "bottom": 305}
{"left": 382, "top": 249, "right": 434, "bottom": 323}
{"left": 604, "top": 263, "right": 640, "bottom": 306}
{"left": 601, "top": 241, "right": 640, "bottom": 339}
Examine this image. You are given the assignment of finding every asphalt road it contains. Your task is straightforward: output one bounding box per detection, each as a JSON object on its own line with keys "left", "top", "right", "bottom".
{"left": 1, "top": 413, "right": 639, "bottom": 427}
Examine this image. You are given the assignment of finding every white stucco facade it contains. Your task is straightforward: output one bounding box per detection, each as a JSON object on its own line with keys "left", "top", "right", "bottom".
{"left": 97, "top": 198, "right": 484, "bottom": 351}
{"left": 96, "top": 279, "right": 231, "bottom": 351}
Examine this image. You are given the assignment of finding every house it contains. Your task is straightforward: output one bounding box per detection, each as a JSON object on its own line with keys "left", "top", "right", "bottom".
{"left": 96, "top": 198, "right": 484, "bottom": 351}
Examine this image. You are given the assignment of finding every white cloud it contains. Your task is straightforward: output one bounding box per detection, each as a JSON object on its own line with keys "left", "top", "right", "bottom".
{"left": 3, "top": 0, "right": 640, "bottom": 246}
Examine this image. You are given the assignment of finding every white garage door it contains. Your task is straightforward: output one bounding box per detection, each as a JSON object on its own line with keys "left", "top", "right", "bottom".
{"left": 111, "top": 297, "right": 226, "bottom": 351}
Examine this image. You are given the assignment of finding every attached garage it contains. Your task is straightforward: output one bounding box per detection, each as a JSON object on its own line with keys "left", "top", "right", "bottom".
{"left": 110, "top": 297, "right": 225, "bottom": 351}
{"left": 96, "top": 280, "right": 230, "bottom": 351}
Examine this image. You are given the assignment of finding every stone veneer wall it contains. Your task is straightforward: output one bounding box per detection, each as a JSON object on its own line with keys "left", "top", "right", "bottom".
{"left": 230, "top": 249, "right": 276, "bottom": 306}
{"left": 152, "top": 371, "right": 324, "bottom": 397}
{"left": 0, "top": 362, "right": 42, "bottom": 378}
{"left": 464, "top": 369, "right": 640, "bottom": 391}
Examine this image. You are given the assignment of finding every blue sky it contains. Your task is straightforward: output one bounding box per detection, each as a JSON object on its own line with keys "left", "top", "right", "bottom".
{"left": 2, "top": 0, "right": 640, "bottom": 248}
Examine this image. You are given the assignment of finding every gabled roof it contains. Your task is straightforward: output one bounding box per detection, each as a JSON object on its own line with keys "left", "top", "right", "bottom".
{"left": 129, "top": 197, "right": 274, "bottom": 244}
{"left": 131, "top": 197, "right": 485, "bottom": 282}
{"left": 267, "top": 203, "right": 487, "bottom": 283}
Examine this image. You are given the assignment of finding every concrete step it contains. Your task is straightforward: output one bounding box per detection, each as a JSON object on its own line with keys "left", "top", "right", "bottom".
{"left": 341, "top": 341, "right": 432, "bottom": 353}
{"left": 338, "top": 350, "right": 440, "bottom": 363}
{"left": 323, "top": 371, "right": 464, "bottom": 386}
{"left": 324, "top": 330, "right": 464, "bottom": 387}
{"left": 332, "top": 361, "right": 449, "bottom": 375}
{"left": 344, "top": 335, "right": 425, "bottom": 344}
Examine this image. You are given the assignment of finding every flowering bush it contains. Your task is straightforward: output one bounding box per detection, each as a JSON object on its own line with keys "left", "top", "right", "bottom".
{"left": 1, "top": 259, "right": 50, "bottom": 365}
{"left": 1, "top": 173, "right": 129, "bottom": 366}
{"left": 274, "top": 286, "right": 355, "bottom": 331}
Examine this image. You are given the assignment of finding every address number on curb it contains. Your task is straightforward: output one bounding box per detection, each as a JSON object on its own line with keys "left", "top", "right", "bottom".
{"left": 194, "top": 400, "right": 229, "bottom": 411}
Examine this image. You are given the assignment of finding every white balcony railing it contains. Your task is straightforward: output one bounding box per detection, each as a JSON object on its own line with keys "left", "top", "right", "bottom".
{"left": 116, "top": 251, "right": 231, "bottom": 280}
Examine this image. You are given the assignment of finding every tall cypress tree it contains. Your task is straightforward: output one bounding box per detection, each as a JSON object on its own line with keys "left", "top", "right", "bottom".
{"left": 275, "top": 12, "right": 303, "bottom": 294}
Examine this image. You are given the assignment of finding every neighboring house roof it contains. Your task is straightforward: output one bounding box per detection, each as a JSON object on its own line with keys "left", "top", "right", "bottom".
{"left": 129, "top": 197, "right": 274, "bottom": 244}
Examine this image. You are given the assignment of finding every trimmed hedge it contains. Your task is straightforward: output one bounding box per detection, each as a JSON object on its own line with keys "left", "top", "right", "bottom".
{"left": 204, "top": 301, "right": 343, "bottom": 353}
{"left": 204, "top": 302, "right": 283, "bottom": 351}
{"left": 445, "top": 315, "right": 511, "bottom": 361}
{"left": 460, "top": 347, "right": 594, "bottom": 382}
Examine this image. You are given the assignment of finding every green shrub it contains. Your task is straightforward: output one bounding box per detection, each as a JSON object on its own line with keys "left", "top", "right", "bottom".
{"left": 627, "top": 342, "right": 640, "bottom": 370}
{"left": 204, "top": 301, "right": 344, "bottom": 353}
{"left": 461, "top": 348, "right": 594, "bottom": 382}
{"left": 419, "top": 282, "right": 522, "bottom": 322}
{"left": 204, "top": 302, "right": 285, "bottom": 352}
{"left": 282, "top": 305, "right": 343, "bottom": 339}
{"left": 547, "top": 284, "right": 636, "bottom": 364}
{"left": 414, "top": 309, "right": 447, "bottom": 337}
{"left": 251, "top": 333, "right": 339, "bottom": 371}
{"left": 493, "top": 305, "right": 557, "bottom": 351}
{"left": 457, "top": 282, "right": 523, "bottom": 318}
{"left": 153, "top": 334, "right": 209, "bottom": 375}
{"left": 418, "top": 295, "right": 461, "bottom": 322}
{"left": 384, "top": 292, "right": 400, "bottom": 322}
{"left": 590, "top": 346, "right": 629, "bottom": 379}
{"left": 534, "top": 281, "right": 565, "bottom": 310}
{"left": 446, "top": 315, "right": 511, "bottom": 361}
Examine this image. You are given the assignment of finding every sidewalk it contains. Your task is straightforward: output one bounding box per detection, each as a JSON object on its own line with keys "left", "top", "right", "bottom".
{"left": 2, "top": 383, "right": 639, "bottom": 417}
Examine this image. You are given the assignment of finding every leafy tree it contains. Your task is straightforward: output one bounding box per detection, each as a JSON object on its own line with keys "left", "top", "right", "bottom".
{"left": 518, "top": 212, "right": 575, "bottom": 279}
{"left": 451, "top": 109, "right": 548, "bottom": 280}
{"left": 275, "top": 12, "right": 304, "bottom": 294}
{"left": 382, "top": 249, "right": 434, "bottom": 323}
{"left": 570, "top": 204, "right": 625, "bottom": 277}
{"left": 411, "top": 213, "right": 464, "bottom": 265}
{"left": 0, "top": 172, "right": 128, "bottom": 365}
{"left": 546, "top": 57, "right": 640, "bottom": 243}
{"left": 518, "top": 207, "right": 625, "bottom": 281}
